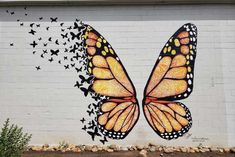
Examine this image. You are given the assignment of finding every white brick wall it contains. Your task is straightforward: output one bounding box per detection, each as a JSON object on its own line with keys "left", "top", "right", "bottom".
{"left": 0, "top": 4, "right": 235, "bottom": 147}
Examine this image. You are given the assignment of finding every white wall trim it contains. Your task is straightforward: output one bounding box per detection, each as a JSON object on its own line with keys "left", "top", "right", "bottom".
{"left": 0, "top": 0, "right": 235, "bottom": 6}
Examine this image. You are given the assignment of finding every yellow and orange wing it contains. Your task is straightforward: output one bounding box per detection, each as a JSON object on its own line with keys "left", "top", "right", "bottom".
{"left": 143, "top": 23, "right": 197, "bottom": 139}
{"left": 82, "top": 24, "right": 139, "bottom": 139}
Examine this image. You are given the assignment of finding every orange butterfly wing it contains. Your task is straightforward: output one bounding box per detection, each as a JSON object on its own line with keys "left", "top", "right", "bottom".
{"left": 82, "top": 24, "right": 139, "bottom": 139}
{"left": 143, "top": 23, "right": 197, "bottom": 139}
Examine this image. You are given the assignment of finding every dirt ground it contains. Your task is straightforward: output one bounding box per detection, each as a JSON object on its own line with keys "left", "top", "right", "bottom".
{"left": 22, "top": 151, "right": 235, "bottom": 157}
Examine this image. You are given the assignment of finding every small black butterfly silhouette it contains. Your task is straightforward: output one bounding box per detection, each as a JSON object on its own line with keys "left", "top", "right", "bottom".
{"left": 50, "top": 49, "right": 59, "bottom": 56}
{"left": 91, "top": 95, "right": 101, "bottom": 102}
{"left": 80, "top": 87, "right": 90, "bottom": 97}
{"left": 58, "top": 60, "right": 61, "bottom": 64}
{"left": 30, "top": 23, "right": 34, "bottom": 27}
{"left": 30, "top": 41, "right": 38, "bottom": 48}
{"left": 64, "top": 56, "right": 68, "bottom": 60}
{"left": 82, "top": 125, "right": 87, "bottom": 131}
{"left": 43, "top": 50, "right": 48, "bottom": 54}
{"left": 88, "top": 104, "right": 92, "bottom": 109}
{"left": 39, "top": 17, "right": 43, "bottom": 20}
{"left": 64, "top": 64, "right": 69, "bottom": 69}
{"left": 69, "top": 45, "right": 78, "bottom": 53}
{"left": 17, "top": 19, "right": 20, "bottom": 22}
{"left": 79, "top": 60, "right": 85, "bottom": 64}
{"left": 73, "top": 53, "right": 81, "bottom": 60}
{"left": 87, "top": 127, "right": 101, "bottom": 141}
{"left": 83, "top": 62, "right": 88, "bottom": 66}
{"left": 61, "top": 29, "right": 65, "bottom": 32}
{"left": 92, "top": 103, "right": 99, "bottom": 110}
{"left": 10, "top": 43, "right": 14, "bottom": 46}
{"left": 20, "top": 23, "right": 24, "bottom": 26}
{"left": 79, "top": 75, "right": 93, "bottom": 84}
{"left": 71, "top": 63, "right": 75, "bottom": 67}
{"left": 35, "top": 66, "right": 41, "bottom": 70}
{"left": 88, "top": 121, "right": 92, "bottom": 126}
{"left": 88, "top": 120, "right": 96, "bottom": 130}
{"left": 50, "top": 17, "right": 58, "bottom": 22}
{"left": 73, "top": 22, "right": 85, "bottom": 31}
{"left": 81, "top": 54, "right": 87, "bottom": 60}
{"left": 36, "top": 24, "right": 40, "bottom": 27}
{"left": 67, "top": 26, "right": 72, "bottom": 30}
{"left": 74, "top": 81, "right": 82, "bottom": 88}
{"left": 60, "top": 23, "right": 64, "bottom": 27}
{"left": 70, "top": 32, "right": 81, "bottom": 40}
{"left": 64, "top": 48, "right": 68, "bottom": 52}
{"left": 38, "top": 37, "right": 42, "bottom": 41}
{"left": 46, "top": 27, "right": 49, "bottom": 31}
{"left": 63, "top": 42, "right": 67, "bottom": 45}
{"left": 10, "top": 12, "right": 14, "bottom": 15}
{"left": 48, "top": 37, "right": 52, "bottom": 41}
{"left": 100, "top": 136, "right": 108, "bottom": 145}
{"left": 29, "top": 29, "right": 36, "bottom": 35}
{"left": 80, "top": 118, "right": 86, "bottom": 123}
{"left": 48, "top": 57, "right": 53, "bottom": 62}
{"left": 43, "top": 43, "right": 47, "bottom": 47}
{"left": 55, "top": 39, "right": 59, "bottom": 45}
{"left": 75, "top": 67, "right": 82, "bottom": 73}
{"left": 87, "top": 109, "right": 94, "bottom": 116}
{"left": 61, "top": 33, "right": 68, "bottom": 39}
{"left": 25, "top": 13, "right": 28, "bottom": 16}
{"left": 75, "top": 41, "right": 82, "bottom": 46}
{"left": 32, "top": 51, "right": 36, "bottom": 54}
{"left": 40, "top": 54, "right": 44, "bottom": 58}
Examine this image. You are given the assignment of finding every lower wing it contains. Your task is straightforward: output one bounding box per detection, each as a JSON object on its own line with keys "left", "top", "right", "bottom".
{"left": 143, "top": 101, "right": 192, "bottom": 140}
{"left": 98, "top": 99, "right": 139, "bottom": 139}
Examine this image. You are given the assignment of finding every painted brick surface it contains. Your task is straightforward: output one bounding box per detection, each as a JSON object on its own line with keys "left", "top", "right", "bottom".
{"left": 0, "top": 5, "right": 235, "bottom": 147}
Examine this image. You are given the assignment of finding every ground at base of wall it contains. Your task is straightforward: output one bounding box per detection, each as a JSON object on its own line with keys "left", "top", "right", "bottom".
{"left": 22, "top": 151, "right": 235, "bottom": 157}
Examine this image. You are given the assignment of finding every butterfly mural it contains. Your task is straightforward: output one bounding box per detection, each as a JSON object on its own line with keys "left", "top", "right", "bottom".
{"left": 78, "top": 23, "right": 197, "bottom": 140}
{"left": 10, "top": 10, "right": 197, "bottom": 143}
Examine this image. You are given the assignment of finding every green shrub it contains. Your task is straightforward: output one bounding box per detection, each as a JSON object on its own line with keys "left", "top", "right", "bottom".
{"left": 0, "top": 118, "right": 32, "bottom": 157}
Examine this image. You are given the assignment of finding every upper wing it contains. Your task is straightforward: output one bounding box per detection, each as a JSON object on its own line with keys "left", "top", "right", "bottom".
{"left": 144, "top": 23, "right": 197, "bottom": 101}
{"left": 83, "top": 24, "right": 135, "bottom": 98}
{"left": 81, "top": 24, "right": 139, "bottom": 139}
{"left": 143, "top": 23, "right": 197, "bottom": 139}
